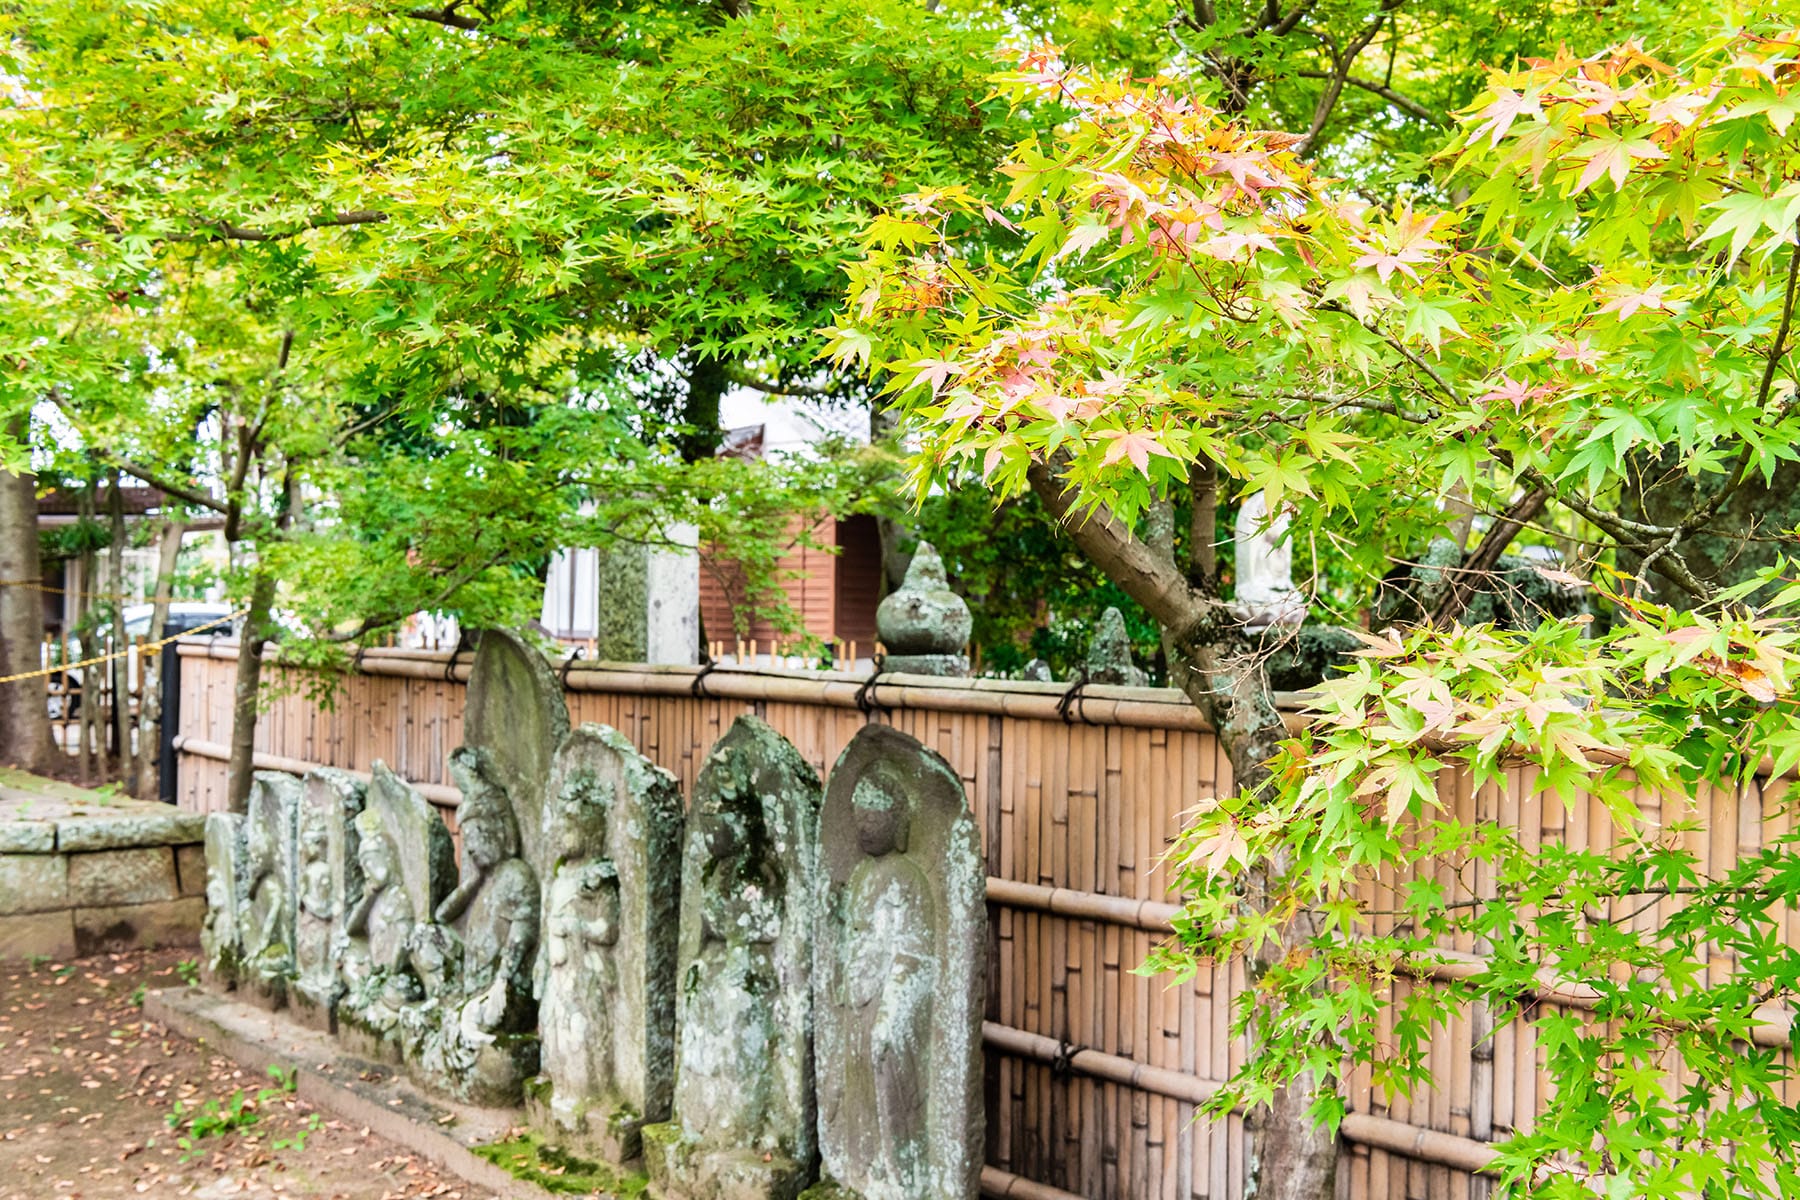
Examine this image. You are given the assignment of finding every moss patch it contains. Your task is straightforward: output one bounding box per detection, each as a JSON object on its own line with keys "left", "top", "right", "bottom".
{"left": 472, "top": 1131, "right": 648, "bottom": 1197}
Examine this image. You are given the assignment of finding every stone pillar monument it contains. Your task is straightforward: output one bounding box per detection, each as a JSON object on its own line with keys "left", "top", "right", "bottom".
{"left": 805, "top": 725, "right": 986, "bottom": 1200}
{"left": 239, "top": 772, "right": 300, "bottom": 1010}
{"left": 291, "top": 768, "right": 366, "bottom": 1031}
{"left": 530, "top": 724, "right": 684, "bottom": 1163}
{"left": 875, "top": 543, "right": 971, "bottom": 677}
{"left": 199, "top": 812, "right": 245, "bottom": 990}
{"left": 643, "top": 716, "right": 823, "bottom": 1200}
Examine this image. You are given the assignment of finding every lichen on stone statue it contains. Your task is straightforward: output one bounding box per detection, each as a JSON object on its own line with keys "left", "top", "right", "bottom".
{"left": 530, "top": 723, "right": 684, "bottom": 1164}
{"left": 642, "top": 716, "right": 821, "bottom": 1200}
{"left": 199, "top": 812, "right": 245, "bottom": 990}
{"left": 239, "top": 772, "right": 301, "bottom": 1010}
{"left": 404, "top": 746, "right": 541, "bottom": 1106}
{"left": 876, "top": 544, "right": 972, "bottom": 678}
{"left": 805, "top": 725, "right": 985, "bottom": 1200}
{"left": 291, "top": 768, "right": 365, "bottom": 1032}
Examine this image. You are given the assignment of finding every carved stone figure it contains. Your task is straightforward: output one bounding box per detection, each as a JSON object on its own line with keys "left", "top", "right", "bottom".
{"left": 1084, "top": 607, "right": 1147, "bottom": 687}
{"left": 529, "top": 724, "right": 684, "bottom": 1162}
{"left": 460, "top": 628, "right": 570, "bottom": 877}
{"left": 291, "top": 769, "right": 366, "bottom": 1031}
{"left": 405, "top": 746, "right": 540, "bottom": 1105}
{"left": 199, "top": 812, "right": 245, "bottom": 990}
{"left": 806, "top": 725, "right": 985, "bottom": 1200}
{"left": 240, "top": 772, "right": 301, "bottom": 1009}
{"left": 875, "top": 544, "right": 971, "bottom": 677}
{"left": 643, "top": 716, "right": 822, "bottom": 1200}
{"left": 1233, "top": 490, "right": 1307, "bottom": 630}
{"left": 337, "top": 762, "right": 455, "bottom": 1065}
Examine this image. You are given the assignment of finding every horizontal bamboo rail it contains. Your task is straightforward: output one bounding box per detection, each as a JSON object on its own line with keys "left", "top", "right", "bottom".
{"left": 170, "top": 735, "right": 463, "bottom": 806}
{"left": 981, "top": 1165, "right": 1091, "bottom": 1200}
{"left": 982, "top": 1022, "right": 1499, "bottom": 1175}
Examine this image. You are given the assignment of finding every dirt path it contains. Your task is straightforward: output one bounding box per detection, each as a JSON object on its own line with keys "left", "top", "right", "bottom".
{"left": 0, "top": 949, "right": 497, "bottom": 1200}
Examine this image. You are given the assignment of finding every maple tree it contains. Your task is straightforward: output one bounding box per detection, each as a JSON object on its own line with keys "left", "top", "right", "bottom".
{"left": 844, "top": 18, "right": 1800, "bottom": 1199}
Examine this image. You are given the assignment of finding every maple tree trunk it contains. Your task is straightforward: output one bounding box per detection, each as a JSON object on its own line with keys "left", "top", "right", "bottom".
{"left": 225, "top": 565, "right": 275, "bottom": 814}
{"left": 0, "top": 413, "right": 52, "bottom": 772}
{"left": 1175, "top": 642, "right": 1341, "bottom": 1200}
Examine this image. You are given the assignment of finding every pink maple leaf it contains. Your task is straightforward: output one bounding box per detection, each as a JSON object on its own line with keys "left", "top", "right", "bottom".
{"left": 1597, "top": 281, "right": 1672, "bottom": 320}
{"left": 1474, "top": 86, "right": 1543, "bottom": 146}
{"left": 910, "top": 358, "right": 964, "bottom": 396}
{"left": 1098, "top": 429, "right": 1178, "bottom": 477}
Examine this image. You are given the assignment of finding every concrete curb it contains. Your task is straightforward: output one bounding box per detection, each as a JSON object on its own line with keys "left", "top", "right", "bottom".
{"left": 143, "top": 987, "right": 561, "bottom": 1200}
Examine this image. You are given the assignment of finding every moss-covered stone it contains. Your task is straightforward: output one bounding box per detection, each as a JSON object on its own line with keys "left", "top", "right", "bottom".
{"left": 471, "top": 1131, "right": 649, "bottom": 1196}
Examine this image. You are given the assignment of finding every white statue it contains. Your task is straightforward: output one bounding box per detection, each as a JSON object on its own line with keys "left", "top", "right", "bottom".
{"left": 1233, "top": 491, "right": 1307, "bottom": 630}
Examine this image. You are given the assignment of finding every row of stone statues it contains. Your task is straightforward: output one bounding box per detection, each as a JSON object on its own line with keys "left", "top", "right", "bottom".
{"left": 199, "top": 629, "right": 986, "bottom": 1200}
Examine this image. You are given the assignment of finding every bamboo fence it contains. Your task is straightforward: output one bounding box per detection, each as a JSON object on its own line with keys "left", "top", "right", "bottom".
{"left": 169, "top": 641, "right": 1793, "bottom": 1200}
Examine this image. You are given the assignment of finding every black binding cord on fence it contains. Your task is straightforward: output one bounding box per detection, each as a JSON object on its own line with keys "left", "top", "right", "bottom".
{"left": 1056, "top": 668, "right": 1097, "bottom": 726}
{"left": 854, "top": 657, "right": 888, "bottom": 716}
{"left": 691, "top": 656, "right": 719, "bottom": 699}
{"left": 443, "top": 628, "right": 472, "bottom": 682}
{"left": 560, "top": 645, "right": 584, "bottom": 688}
{"left": 351, "top": 645, "right": 367, "bottom": 675}
{"left": 1050, "top": 1038, "right": 1080, "bottom": 1078}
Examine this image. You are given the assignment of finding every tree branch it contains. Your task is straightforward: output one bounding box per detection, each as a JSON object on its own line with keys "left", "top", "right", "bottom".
{"left": 1428, "top": 487, "right": 1548, "bottom": 626}
{"left": 1026, "top": 459, "right": 1225, "bottom": 641}
{"left": 174, "top": 210, "right": 389, "bottom": 243}
{"left": 1296, "top": 69, "right": 1442, "bottom": 124}
{"left": 405, "top": 3, "right": 483, "bottom": 30}
{"left": 728, "top": 372, "right": 835, "bottom": 400}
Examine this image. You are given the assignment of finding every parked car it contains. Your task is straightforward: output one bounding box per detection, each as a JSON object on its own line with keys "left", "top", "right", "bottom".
{"left": 44, "top": 603, "right": 237, "bottom": 719}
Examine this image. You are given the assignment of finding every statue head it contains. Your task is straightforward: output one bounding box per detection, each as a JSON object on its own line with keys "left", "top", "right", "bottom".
{"left": 850, "top": 767, "right": 910, "bottom": 858}
{"left": 300, "top": 808, "right": 328, "bottom": 863}
{"left": 355, "top": 813, "right": 396, "bottom": 891}
{"left": 450, "top": 746, "right": 520, "bottom": 870}
{"left": 554, "top": 767, "right": 611, "bottom": 857}
{"left": 246, "top": 812, "right": 276, "bottom": 875}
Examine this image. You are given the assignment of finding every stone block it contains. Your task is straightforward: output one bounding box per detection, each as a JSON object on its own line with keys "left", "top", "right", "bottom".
{"left": 0, "top": 910, "right": 77, "bottom": 961}
{"left": 0, "top": 822, "right": 56, "bottom": 853}
{"left": 56, "top": 810, "right": 205, "bottom": 852}
{"left": 67, "top": 846, "right": 180, "bottom": 907}
{"left": 72, "top": 896, "right": 203, "bottom": 955}
{"left": 0, "top": 853, "right": 69, "bottom": 915}
{"left": 175, "top": 843, "right": 207, "bottom": 897}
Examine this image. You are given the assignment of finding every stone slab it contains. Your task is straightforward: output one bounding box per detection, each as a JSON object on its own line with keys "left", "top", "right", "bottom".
{"left": 0, "top": 910, "right": 77, "bottom": 961}
{"left": 0, "top": 822, "right": 56, "bottom": 854}
{"left": 67, "top": 846, "right": 181, "bottom": 907}
{"left": 72, "top": 896, "right": 203, "bottom": 955}
{"left": 144, "top": 987, "right": 576, "bottom": 1200}
{"left": 56, "top": 811, "right": 206, "bottom": 852}
{"left": 0, "top": 768, "right": 204, "bottom": 853}
{"left": 0, "top": 853, "right": 69, "bottom": 914}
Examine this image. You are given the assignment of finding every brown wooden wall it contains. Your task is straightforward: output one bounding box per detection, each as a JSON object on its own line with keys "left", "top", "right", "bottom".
{"left": 169, "top": 642, "right": 1792, "bottom": 1200}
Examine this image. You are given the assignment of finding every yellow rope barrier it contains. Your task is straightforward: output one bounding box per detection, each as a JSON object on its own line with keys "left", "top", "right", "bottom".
{"left": 0, "top": 608, "right": 247, "bottom": 685}
{"left": 0, "top": 579, "right": 142, "bottom": 600}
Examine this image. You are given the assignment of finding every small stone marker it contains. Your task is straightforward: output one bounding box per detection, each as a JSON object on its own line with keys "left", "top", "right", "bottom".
{"left": 531, "top": 724, "right": 684, "bottom": 1162}
{"left": 875, "top": 544, "right": 971, "bottom": 677}
{"left": 643, "top": 715, "right": 823, "bottom": 1200}
{"left": 239, "top": 772, "right": 301, "bottom": 1009}
{"left": 1084, "top": 607, "right": 1147, "bottom": 687}
{"left": 806, "top": 724, "right": 986, "bottom": 1200}
{"left": 199, "top": 812, "right": 245, "bottom": 989}
{"left": 291, "top": 769, "right": 366, "bottom": 1031}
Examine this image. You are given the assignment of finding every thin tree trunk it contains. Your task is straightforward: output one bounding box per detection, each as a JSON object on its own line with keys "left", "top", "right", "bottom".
{"left": 135, "top": 519, "right": 184, "bottom": 798}
{"left": 224, "top": 468, "right": 293, "bottom": 814}
{"left": 107, "top": 471, "right": 132, "bottom": 787}
{"left": 76, "top": 483, "right": 98, "bottom": 783}
{"left": 225, "top": 566, "right": 276, "bottom": 813}
{"left": 0, "top": 412, "right": 52, "bottom": 772}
